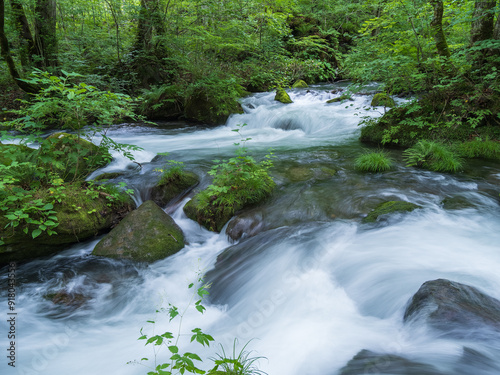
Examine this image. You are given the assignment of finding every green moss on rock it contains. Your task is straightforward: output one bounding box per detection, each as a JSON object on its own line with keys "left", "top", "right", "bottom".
{"left": 292, "top": 80, "right": 308, "bottom": 88}
{"left": 151, "top": 170, "right": 199, "bottom": 206}
{"left": 183, "top": 195, "right": 236, "bottom": 233}
{"left": 371, "top": 93, "right": 396, "bottom": 107}
{"left": 275, "top": 88, "right": 293, "bottom": 104}
{"left": 45, "top": 132, "right": 111, "bottom": 180}
{"left": 92, "top": 200, "right": 184, "bottom": 262}
{"left": 0, "top": 183, "right": 135, "bottom": 265}
{"left": 363, "top": 200, "right": 421, "bottom": 223}
{"left": 327, "top": 93, "right": 352, "bottom": 103}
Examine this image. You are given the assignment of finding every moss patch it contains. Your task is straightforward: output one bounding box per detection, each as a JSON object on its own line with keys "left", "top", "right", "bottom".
{"left": 363, "top": 200, "right": 421, "bottom": 223}
{"left": 292, "top": 80, "right": 308, "bottom": 88}
{"left": 371, "top": 93, "right": 396, "bottom": 107}
{"left": 150, "top": 170, "right": 199, "bottom": 206}
{"left": 327, "top": 93, "right": 352, "bottom": 103}
{"left": 275, "top": 88, "right": 293, "bottom": 103}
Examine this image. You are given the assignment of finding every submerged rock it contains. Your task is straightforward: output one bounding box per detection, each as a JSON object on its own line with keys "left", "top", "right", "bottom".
{"left": 371, "top": 93, "right": 396, "bottom": 108}
{"left": 404, "top": 279, "right": 500, "bottom": 339}
{"left": 150, "top": 170, "right": 199, "bottom": 206}
{"left": 340, "top": 350, "right": 444, "bottom": 375}
{"left": 363, "top": 200, "right": 420, "bottom": 223}
{"left": 326, "top": 93, "right": 353, "bottom": 103}
{"left": 292, "top": 80, "right": 308, "bottom": 88}
{"left": 274, "top": 88, "right": 293, "bottom": 104}
{"left": 93, "top": 200, "right": 184, "bottom": 262}
{"left": 225, "top": 212, "right": 267, "bottom": 241}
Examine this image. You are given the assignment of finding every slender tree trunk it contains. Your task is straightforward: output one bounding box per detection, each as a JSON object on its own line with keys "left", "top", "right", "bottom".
{"left": 494, "top": 13, "right": 500, "bottom": 40}
{"left": 9, "top": 0, "right": 36, "bottom": 69}
{"left": 429, "top": 0, "right": 451, "bottom": 57}
{"left": 0, "top": 0, "right": 38, "bottom": 92}
{"left": 34, "top": 0, "right": 58, "bottom": 69}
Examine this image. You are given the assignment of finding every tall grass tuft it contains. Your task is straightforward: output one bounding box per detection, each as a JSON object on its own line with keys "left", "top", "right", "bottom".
{"left": 454, "top": 139, "right": 500, "bottom": 160}
{"left": 355, "top": 150, "right": 394, "bottom": 172}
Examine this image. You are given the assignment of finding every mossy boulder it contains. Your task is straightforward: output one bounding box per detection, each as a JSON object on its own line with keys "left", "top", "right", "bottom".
{"left": 404, "top": 279, "right": 500, "bottom": 339}
{"left": 183, "top": 195, "right": 236, "bottom": 233}
{"left": 45, "top": 132, "right": 111, "bottom": 180}
{"left": 363, "top": 200, "right": 421, "bottom": 223}
{"left": 150, "top": 170, "right": 199, "bottom": 206}
{"left": 0, "top": 183, "right": 135, "bottom": 265}
{"left": 371, "top": 93, "right": 396, "bottom": 107}
{"left": 292, "top": 80, "right": 308, "bottom": 88}
{"left": 93, "top": 200, "right": 184, "bottom": 262}
{"left": 274, "top": 88, "right": 293, "bottom": 104}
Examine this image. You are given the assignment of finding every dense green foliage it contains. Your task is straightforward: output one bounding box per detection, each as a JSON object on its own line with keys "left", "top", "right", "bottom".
{"left": 403, "top": 140, "right": 464, "bottom": 173}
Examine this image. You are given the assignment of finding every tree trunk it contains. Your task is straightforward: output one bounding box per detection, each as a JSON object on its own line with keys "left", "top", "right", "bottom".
{"left": 429, "top": 0, "right": 451, "bottom": 57}
{"left": 34, "top": 0, "right": 58, "bottom": 69}
{"left": 10, "top": 0, "right": 36, "bottom": 69}
{"left": 492, "top": 10, "right": 500, "bottom": 40}
{"left": 0, "top": 0, "right": 38, "bottom": 93}
{"left": 470, "top": 1, "right": 496, "bottom": 45}
{"left": 135, "top": 0, "right": 154, "bottom": 52}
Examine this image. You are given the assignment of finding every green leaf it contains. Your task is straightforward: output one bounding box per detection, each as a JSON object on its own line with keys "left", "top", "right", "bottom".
{"left": 168, "top": 345, "right": 179, "bottom": 354}
{"left": 32, "top": 228, "right": 42, "bottom": 238}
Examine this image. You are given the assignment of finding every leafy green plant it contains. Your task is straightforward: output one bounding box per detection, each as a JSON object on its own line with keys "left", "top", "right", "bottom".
{"left": 194, "top": 125, "right": 275, "bottom": 231}
{"left": 354, "top": 150, "right": 394, "bottom": 172}
{"left": 156, "top": 159, "right": 186, "bottom": 186}
{"left": 131, "top": 273, "right": 267, "bottom": 375}
{"left": 403, "top": 140, "right": 463, "bottom": 173}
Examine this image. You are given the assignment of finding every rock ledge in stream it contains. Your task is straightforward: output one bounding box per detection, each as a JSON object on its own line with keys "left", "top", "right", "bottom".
{"left": 93, "top": 200, "right": 184, "bottom": 262}
{"left": 340, "top": 350, "right": 444, "bottom": 375}
{"left": 363, "top": 200, "right": 421, "bottom": 223}
{"left": 404, "top": 279, "right": 500, "bottom": 338}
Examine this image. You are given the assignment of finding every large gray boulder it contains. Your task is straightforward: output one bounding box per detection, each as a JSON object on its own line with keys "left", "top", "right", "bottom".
{"left": 92, "top": 200, "right": 184, "bottom": 262}
{"left": 404, "top": 279, "right": 500, "bottom": 338}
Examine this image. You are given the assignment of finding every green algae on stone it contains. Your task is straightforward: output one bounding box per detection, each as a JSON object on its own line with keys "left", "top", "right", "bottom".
{"left": 370, "top": 93, "right": 396, "bottom": 108}
{"left": 363, "top": 200, "right": 421, "bottom": 223}
{"left": 274, "top": 88, "right": 293, "bottom": 104}
{"left": 292, "top": 80, "right": 308, "bottom": 88}
{"left": 327, "top": 93, "right": 352, "bottom": 103}
{"left": 93, "top": 200, "right": 184, "bottom": 262}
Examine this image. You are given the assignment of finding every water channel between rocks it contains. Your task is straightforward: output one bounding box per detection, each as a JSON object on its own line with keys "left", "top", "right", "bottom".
{"left": 1, "top": 84, "right": 500, "bottom": 375}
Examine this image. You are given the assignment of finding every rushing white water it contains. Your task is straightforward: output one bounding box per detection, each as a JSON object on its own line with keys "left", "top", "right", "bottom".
{"left": 2, "top": 86, "right": 500, "bottom": 375}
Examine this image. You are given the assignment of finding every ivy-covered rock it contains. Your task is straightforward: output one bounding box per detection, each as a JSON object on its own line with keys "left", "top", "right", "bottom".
{"left": 93, "top": 200, "right": 184, "bottom": 262}
{"left": 371, "top": 93, "right": 396, "bottom": 107}
{"left": 274, "top": 88, "right": 293, "bottom": 104}
{"left": 363, "top": 200, "right": 421, "bottom": 223}
{"left": 150, "top": 170, "right": 199, "bottom": 206}
{"left": 292, "top": 80, "right": 308, "bottom": 88}
{"left": 45, "top": 132, "right": 111, "bottom": 180}
{"left": 0, "top": 183, "right": 135, "bottom": 265}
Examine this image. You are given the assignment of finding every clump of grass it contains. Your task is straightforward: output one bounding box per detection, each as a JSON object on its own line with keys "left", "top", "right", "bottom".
{"left": 210, "top": 339, "right": 268, "bottom": 375}
{"left": 403, "top": 140, "right": 463, "bottom": 173}
{"left": 355, "top": 150, "right": 394, "bottom": 172}
{"left": 454, "top": 138, "right": 500, "bottom": 160}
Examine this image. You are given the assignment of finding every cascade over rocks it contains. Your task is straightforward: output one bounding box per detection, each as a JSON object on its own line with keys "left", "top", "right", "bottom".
{"left": 404, "top": 279, "right": 500, "bottom": 339}
{"left": 340, "top": 350, "right": 444, "bottom": 375}
{"left": 93, "top": 200, "right": 184, "bottom": 262}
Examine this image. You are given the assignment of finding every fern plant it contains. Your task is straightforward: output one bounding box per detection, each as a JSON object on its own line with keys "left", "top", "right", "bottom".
{"left": 403, "top": 140, "right": 463, "bottom": 173}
